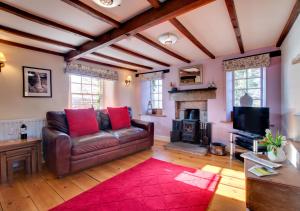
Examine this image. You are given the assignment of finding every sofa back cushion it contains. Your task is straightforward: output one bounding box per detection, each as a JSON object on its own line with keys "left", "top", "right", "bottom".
{"left": 65, "top": 108, "right": 99, "bottom": 137}
{"left": 46, "top": 111, "right": 69, "bottom": 134}
{"left": 107, "top": 107, "right": 131, "bottom": 130}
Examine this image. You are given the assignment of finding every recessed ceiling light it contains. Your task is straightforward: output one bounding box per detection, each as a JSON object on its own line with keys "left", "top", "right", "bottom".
{"left": 158, "top": 33, "right": 178, "bottom": 45}
{"left": 92, "top": 0, "right": 122, "bottom": 8}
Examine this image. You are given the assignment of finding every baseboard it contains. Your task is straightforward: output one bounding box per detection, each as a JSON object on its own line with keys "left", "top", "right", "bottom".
{"left": 155, "top": 135, "right": 170, "bottom": 142}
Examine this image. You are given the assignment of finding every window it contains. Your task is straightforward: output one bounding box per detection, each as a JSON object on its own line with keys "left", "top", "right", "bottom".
{"left": 70, "top": 75, "right": 104, "bottom": 109}
{"left": 233, "top": 68, "right": 265, "bottom": 107}
{"left": 150, "top": 79, "right": 163, "bottom": 109}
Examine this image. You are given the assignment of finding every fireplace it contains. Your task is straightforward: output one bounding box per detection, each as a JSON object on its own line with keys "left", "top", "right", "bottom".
{"left": 168, "top": 88, "right": 216, "bottom": 147}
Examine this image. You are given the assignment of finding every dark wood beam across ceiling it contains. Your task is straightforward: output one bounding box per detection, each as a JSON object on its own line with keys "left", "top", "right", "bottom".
{"left": 64, "top": 0, "right": 215, "bottom": 61}
{"left": 78, "top": 58, "right": 137, "bottom": 72}
{"left": 169, "top": 18, "right": 215, "bottom": 59}
{"left": 111, "top": 44, "right": 170, "bottom": 67}
{"left": 0, "top": 2, "right": 94, "bottom": 40}
{"left": 92, "top": 52, "right": 153, "bottom": 70}
{"left": 135, "top": 33, "right": 191, "bottom": 63}
{"left": 0, "top": 39, "right": 64, "bottom": 56}
{"left": 147, "top": 0, "right": 161, "bottom": 8}
{"left": 60, "top": 0, "right": 120, "bottom": 28}
{"left": 225, "top": 0, "right": 244, "bottom": 54}
{"left": 0, "top": 25, "right": 77, "bottom": 49}
{"left": 276, "top": 0, "right": 300, "bottom": 47}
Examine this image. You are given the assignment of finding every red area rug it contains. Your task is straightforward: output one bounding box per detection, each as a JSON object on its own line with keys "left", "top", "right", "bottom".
{"left": 50, "top": 158, "right": 220, "bottom": 211}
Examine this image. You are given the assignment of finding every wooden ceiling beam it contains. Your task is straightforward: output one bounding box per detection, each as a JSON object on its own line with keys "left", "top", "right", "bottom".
{"left": 111, "top": 44, "right": 170, "bottom": 67}
{"left": 65, "top": 0, "right": 215, "bottom": 61}
{"left": 135, "top": 33, "right": 191, "bottom": 63}
{"left": 61, "top": 0, "right": 120, "bottom": 28}
{"left": 169, "top": 18, "right": 215, "bottom": 59}
{"left": 0, "top": 2, "right": 94, "bottom": 40}
{"left": 225, "top": 0, "right": 244, "bottom": 53}
{"left": 92, "top": 52, "right": 153, "bottom": 70}
{"left": 78, "top": 58, "right": 137, "bottom": 72}
{"left": 0, "top": 25, "right": 77, "bottom": 49}
{"left": 276, "top": 0, "right": 300, "bottom": 47}
{"left": 147, "top": 0, "right": 161, "bottom": 8}
{"left": 0, "top": 39, "right": 64, "bottom": 56}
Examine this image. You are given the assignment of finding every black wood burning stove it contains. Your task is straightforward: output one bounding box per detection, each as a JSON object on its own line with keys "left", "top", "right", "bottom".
{"left": 170, "top": 109, "right": 211, "bottom": 147}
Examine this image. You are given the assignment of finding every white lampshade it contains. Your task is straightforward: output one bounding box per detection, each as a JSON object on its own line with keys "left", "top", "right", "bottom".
{"left": 158, "top": 33, "right": 178, "bottom": 45}
{"left": 92, "top": 0, "right": 122, "bottom": 8}
{"left": 0, "top": 52, "right": 6, "bottom": 63}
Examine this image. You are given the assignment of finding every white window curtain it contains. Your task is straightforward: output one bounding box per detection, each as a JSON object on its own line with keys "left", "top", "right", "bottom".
{"left": 65, "top": 63, "right": 118, "bottom": 81}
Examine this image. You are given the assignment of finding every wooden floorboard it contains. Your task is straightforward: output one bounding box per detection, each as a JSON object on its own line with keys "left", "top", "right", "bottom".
{"left": 0, "top": 141, "right": 246, "bottom": 211}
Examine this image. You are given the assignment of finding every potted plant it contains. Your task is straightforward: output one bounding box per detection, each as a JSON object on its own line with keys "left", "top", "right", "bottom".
{"left": 262, "top": 129, "right": 287, "bottom": 162}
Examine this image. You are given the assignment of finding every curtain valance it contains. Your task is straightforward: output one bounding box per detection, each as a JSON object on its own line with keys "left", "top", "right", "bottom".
{"left": 140, "top": 72, "right": 163, "bottom": 81}
{"left": 223, "top": 53, "right": 270, "bottom": 72}
{"left": 65, "top": 63, "right": 118, "bottom": 81}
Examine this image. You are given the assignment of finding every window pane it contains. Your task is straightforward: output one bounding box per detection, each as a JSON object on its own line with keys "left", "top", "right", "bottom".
{"left": 248, "top": 89, "right": 261, "bottom": 99}
{"left": 253, "top": 100, "right": 261, "bottom": 107}
{"left": 248, "top": 78, "right": 261, "bottom": 89}
{"left": 234, "top": 79, "right": 247, "bottom": 89}
{"left": 234, "top": 70, "right": 246, "bottom": 79}
{"left": 248, "top": 68, "right": 261, "bottom": 78}
{"left": 82, "top": 76, "right": 91, "bottom": 84}
{"left": 92, "top": 85, "right": 100, "bottom": 94}
{"left": 82, "top": 84, "right": 91, "bottom": 93}
{"left": 92, "top": 78, "right": 99, "bottom": 85}
{"left": 71, "top": 75, "right": 81, "bottom": 83}
{"left": 235, "top": 89, "right": 246, "bottom": 102}
{"left": 72, "top": 94, "right": 82, "bottom": 105}
{"left": 158, "top": 80, "right": 162, "bottom": 86}
{"left": 71, "top": 83, "right": 81, "bottom": 93}
{"left": 158, "top": 101, "right": 162, "bottom": 109}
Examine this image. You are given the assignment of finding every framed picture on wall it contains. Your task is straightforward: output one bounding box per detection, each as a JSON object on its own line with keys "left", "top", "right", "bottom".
{"left": 23, "top": 66, "right": 52, "bottom": 98}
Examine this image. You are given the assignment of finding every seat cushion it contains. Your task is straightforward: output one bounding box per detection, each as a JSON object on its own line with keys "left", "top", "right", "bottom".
{"left": 108, "top": 127, "right": 148, "bottom": 144}
{"left": 65, "top": 108, "right": 99, "bottom": 137}
{"left": 71, "top": 131, "right": 119, "bottom": 155}
{"left": 107, "top": 107, "right": 131, "bottom": 130}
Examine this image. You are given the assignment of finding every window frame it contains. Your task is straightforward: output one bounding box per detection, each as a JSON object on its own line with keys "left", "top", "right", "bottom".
{"left": 232, "top": 68, "right": 264, "bottom": 107}
{"left": 69, "top": 74, "right": 104, "bottom": 109}
{"left": 150, "top": 79, "right": 163, "bottom": 109}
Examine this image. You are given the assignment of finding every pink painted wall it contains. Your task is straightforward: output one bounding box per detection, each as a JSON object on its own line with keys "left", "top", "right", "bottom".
{"left": 137, "top": 47, "right": 282, "bottom": 145}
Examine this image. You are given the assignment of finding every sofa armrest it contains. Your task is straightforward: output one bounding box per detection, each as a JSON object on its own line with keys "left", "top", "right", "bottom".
{"left": 42, "top": 127, "right": 72, "bottom": 177}
{"left": 131, "top": 119, "right": 154, "bottom": 144}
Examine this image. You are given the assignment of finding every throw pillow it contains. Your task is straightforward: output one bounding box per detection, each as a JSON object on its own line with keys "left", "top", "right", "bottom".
{"left": 64, "top": 108, "right": 99, "bottom": 137}
{"left": 107, "top": 106, "right": 131, "bottom": 130}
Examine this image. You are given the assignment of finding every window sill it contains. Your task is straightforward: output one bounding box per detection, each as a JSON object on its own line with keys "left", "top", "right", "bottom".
{"left": 140, "top": 114, "right": 167, "bottom": 117}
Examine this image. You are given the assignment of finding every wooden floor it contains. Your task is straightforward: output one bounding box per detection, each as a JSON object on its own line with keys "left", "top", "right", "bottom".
{"left": 0, "top": 141, "right": 246, "bottom": 211}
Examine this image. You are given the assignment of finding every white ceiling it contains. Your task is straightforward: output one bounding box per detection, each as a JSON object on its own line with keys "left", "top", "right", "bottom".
{"left": 0, "top": 0, "right": 296, "bottom": 71}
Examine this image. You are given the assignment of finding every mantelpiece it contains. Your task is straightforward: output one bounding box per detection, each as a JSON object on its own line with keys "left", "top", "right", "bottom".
{"left": 168, "top": 87, "right": 217, "bottom": 102}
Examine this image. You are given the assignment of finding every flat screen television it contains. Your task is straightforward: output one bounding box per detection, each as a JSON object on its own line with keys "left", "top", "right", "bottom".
{"left": 233, "top": 107, "right": 269, "bottom": 136}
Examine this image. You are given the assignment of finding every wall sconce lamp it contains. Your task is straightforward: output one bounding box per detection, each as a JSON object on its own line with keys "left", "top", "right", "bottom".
{"left": 0, "top": 52, "right": 6, "bottom": 72}
{"left": 125, "top": 75, "right": 132, "bottom": 86}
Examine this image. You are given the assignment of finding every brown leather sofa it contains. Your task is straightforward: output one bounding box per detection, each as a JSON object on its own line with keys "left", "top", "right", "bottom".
{"left": 42, "top": 108, "right": 154, "bottom": 177}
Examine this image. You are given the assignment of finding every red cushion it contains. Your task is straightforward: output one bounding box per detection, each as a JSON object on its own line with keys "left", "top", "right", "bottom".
{"left": 107, "top": 107, "right": 131, "bottom": 130}
{"left": 64, "top": 108, "right": 99, "bottom": 137}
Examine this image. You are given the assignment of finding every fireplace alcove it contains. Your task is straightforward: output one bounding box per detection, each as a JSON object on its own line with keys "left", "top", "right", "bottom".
{"left": 168, "top": 88, "right": 217, "bottom": 147}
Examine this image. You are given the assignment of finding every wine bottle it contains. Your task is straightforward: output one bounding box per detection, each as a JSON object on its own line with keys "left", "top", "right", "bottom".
{"left": 20, "top": 124, "right": 27, "bottom": 140}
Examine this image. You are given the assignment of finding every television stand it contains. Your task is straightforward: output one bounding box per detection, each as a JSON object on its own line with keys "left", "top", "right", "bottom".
{"left": 229, "top": 131, "right": 266, "bottom": 160}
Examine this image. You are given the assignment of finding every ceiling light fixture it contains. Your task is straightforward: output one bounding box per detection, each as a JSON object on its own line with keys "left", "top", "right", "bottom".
{"left": 158, "top": 33, "right": 178, "bottom": 45}
{"left": 92, "top": 0, "right": 122, "bottom": 8}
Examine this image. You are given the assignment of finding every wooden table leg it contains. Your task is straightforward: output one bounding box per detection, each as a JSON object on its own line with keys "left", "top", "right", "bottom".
{"left": 7, "top": 159, "right": 13, "bottom": 183}
{"left": 0, "top": 152, "right": 7, "bottom": 183}
{"left": 31, "top": 146, "right": 37, "bottom": 173}
{"left": 25, "top": 155, "right": 31, "bottom": 175}
{"left": 37, "top": 142, "right": 42, "bottom": 172}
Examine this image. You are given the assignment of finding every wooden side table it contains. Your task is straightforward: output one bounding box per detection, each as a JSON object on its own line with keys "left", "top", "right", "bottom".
{"left": 0, "top": 138, "right": 42, "bottom": 183}
{"left": 245, "top": 157, "right": 300, "bottom": 211}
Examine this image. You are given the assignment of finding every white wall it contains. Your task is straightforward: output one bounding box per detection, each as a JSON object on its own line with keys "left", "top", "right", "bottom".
{"left": 281, "top": 16, "right": 300, "bottom": 140}
{"left": 0, "top": 44, "right": 69, "bottom": 120}
{"left": 0, "top": 43, "right": 138, "bottom": 121}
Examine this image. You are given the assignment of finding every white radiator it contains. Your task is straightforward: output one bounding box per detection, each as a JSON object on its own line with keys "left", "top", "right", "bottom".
{"left": 0, "top": 118, "right": 46, "bottom": 141}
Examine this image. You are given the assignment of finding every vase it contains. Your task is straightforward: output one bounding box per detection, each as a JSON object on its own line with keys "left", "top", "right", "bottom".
{"left": 267, "top": 147, "right": 286, "bottom": 163}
